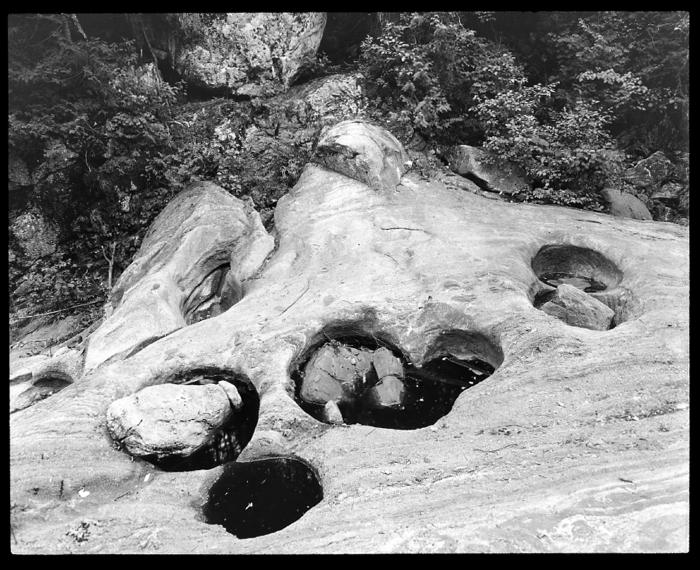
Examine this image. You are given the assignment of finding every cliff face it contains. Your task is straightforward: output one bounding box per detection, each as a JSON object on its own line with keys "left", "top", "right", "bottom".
{"left": 10, "top": 122, "right": 689, "bottom": 553}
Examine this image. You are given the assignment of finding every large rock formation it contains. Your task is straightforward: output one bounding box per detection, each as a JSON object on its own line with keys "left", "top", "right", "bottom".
{"left": 10, "top": 122, "right": 688, "bottom": 553}
{"left": 83, "top": 182, "right": 274, "bottom": 372}
{"left": 622, "top": 151, "right": 689, "bottom": 223}
{"left": 173, "top": 13, "right": 327, "bottom": 95}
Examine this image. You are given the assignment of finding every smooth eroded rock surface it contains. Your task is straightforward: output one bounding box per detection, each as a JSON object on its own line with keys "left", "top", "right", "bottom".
{"left": 10, "top": 123, "right": 688, "bottom": 553}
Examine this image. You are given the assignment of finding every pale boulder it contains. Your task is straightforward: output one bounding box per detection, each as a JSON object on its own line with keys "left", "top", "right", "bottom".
{"left": 84, "top": 182, "right": 274, "bottom": 371}
{"left": 106, "top": 383, "right": 234, "bottom": 459}
{"left": 313, "top": 120, "right": 409, "bottom": 191}
{"left": 601, "top": 188, "right": 652, "bottom": 221}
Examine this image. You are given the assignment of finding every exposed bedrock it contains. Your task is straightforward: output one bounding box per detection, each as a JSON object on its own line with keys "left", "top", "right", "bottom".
{"left": 83, "top": 182, "right": 274, "bottom": 372}
{"left": 10, "top": 121, "right": 688, "bottom": 553}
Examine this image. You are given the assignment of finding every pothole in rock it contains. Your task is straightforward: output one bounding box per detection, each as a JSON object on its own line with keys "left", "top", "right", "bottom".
{"left": 202, "top": 456, "right": 323, "bottom": 539}
{"left": 11, "top": 374, "right": 73, "bottom": 412}
{"left": 531, "top": 244, "right": 629, "bottom": 330}
{"left": 532, "top": 244, "right": 623, "bottom": 292}
{"left": 291, "top": 326, "right": 502, "bottom": 430}
{"left": 107, "top": 368, "right": 259, "bottom": 472}
{"left": 183, "top": 264, "right": 241, "bottom": 325}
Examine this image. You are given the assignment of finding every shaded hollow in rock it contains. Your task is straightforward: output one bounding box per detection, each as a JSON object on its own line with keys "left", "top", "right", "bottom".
{"left": 532, "top": 244, "right": 623, "bottom": 292}
{"left": 397, "top": 330, "right": 503, "bottom": 429}
{"left": 120, "top": 369, "right": 259, "bottom": 472}
{"left": 532, "top": 244, "right": 629, "bottom": 329}
{"left": 203, "top": 456, "right": 323, "bottom": 539}
{"left": 292, "top": 326, "right": 502, "bottom": 430}
{"left": 11, "top": 375, "right": 73, "bottom": 413}
{"left": 183, "top": 264, "right": 241, "bottom": 325}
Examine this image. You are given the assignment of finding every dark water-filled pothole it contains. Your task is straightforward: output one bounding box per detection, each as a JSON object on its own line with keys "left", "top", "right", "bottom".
{"left": 531, "top": 244, "right": 631, "bottom": 330}
{"left": 203, "top": 456, "right": 323, "bottom": 539}
{"left": 291, "top": 325, "right": 502, "bottom": 430}
{"left": 147, "top": 368, "right": 259, "bottom": 472}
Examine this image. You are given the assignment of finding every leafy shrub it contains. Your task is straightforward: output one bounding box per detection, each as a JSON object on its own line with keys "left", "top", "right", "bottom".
{"left": 361, "top": 11, "right": 622, "bottom": 204}
{"left": 359, "top": 12, "right": 525, "bottom": 145}
{"left": 538, "top": 12, "right": 689, "bottom": 159}
{"left": 475, "top": 85, "right": 623, "bottom": 201}
{"left": 8, "top": 15, "right": 184, "bottom": 318}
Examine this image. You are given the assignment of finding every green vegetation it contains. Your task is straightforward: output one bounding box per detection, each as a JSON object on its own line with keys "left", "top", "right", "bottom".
{"left": 8, "top": 12, "right": 689, "bottom": 335}
{"left": 359, "top": 11, "right": 688, "bottom": 207}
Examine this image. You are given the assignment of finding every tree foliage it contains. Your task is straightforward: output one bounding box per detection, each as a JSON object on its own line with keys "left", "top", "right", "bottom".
{"left": 8, "top": 14, "right": 184, "bottom": 318}
{"left": 359, "top": 10, "right": 688, "bottom": 208}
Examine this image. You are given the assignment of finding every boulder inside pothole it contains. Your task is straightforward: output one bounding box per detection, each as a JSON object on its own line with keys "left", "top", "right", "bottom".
{"left": 203, "top": 456, "right": 323, "bottom": 539}
{"left": 293, "top": 328, "right": 501, "bottom": 429}
{"left": 532, "top": 244, "right": 628, "bottom": 329}
{"left": 535, "top": 284, "right": 615, "bottom": 331}
{"left": 106, "top": 369, "right": 259, "bottom": 471}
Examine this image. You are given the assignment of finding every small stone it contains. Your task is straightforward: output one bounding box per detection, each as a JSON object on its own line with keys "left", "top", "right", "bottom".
{"left": 78, "top": 488, "right": 90, "bottom": 498}
{"left": 321, "top": 400, "right": 344, "bottom": 425}
{"left": 53, "top": 346, "right": 70, "bottom": 358}
{"left": 300, "top": 344, "right": 373, "bottom": 407}
{"left": 601, "top": 188, "right": 652, "bottom": 220}
{"left": 675, "top": 402, "right": 688, "bottom": 411}
{"left": 447, "top": 144, "right": 530, "bottom": 195}
{"left": 218, "top": 380, "right": 243, "bottom": 410}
